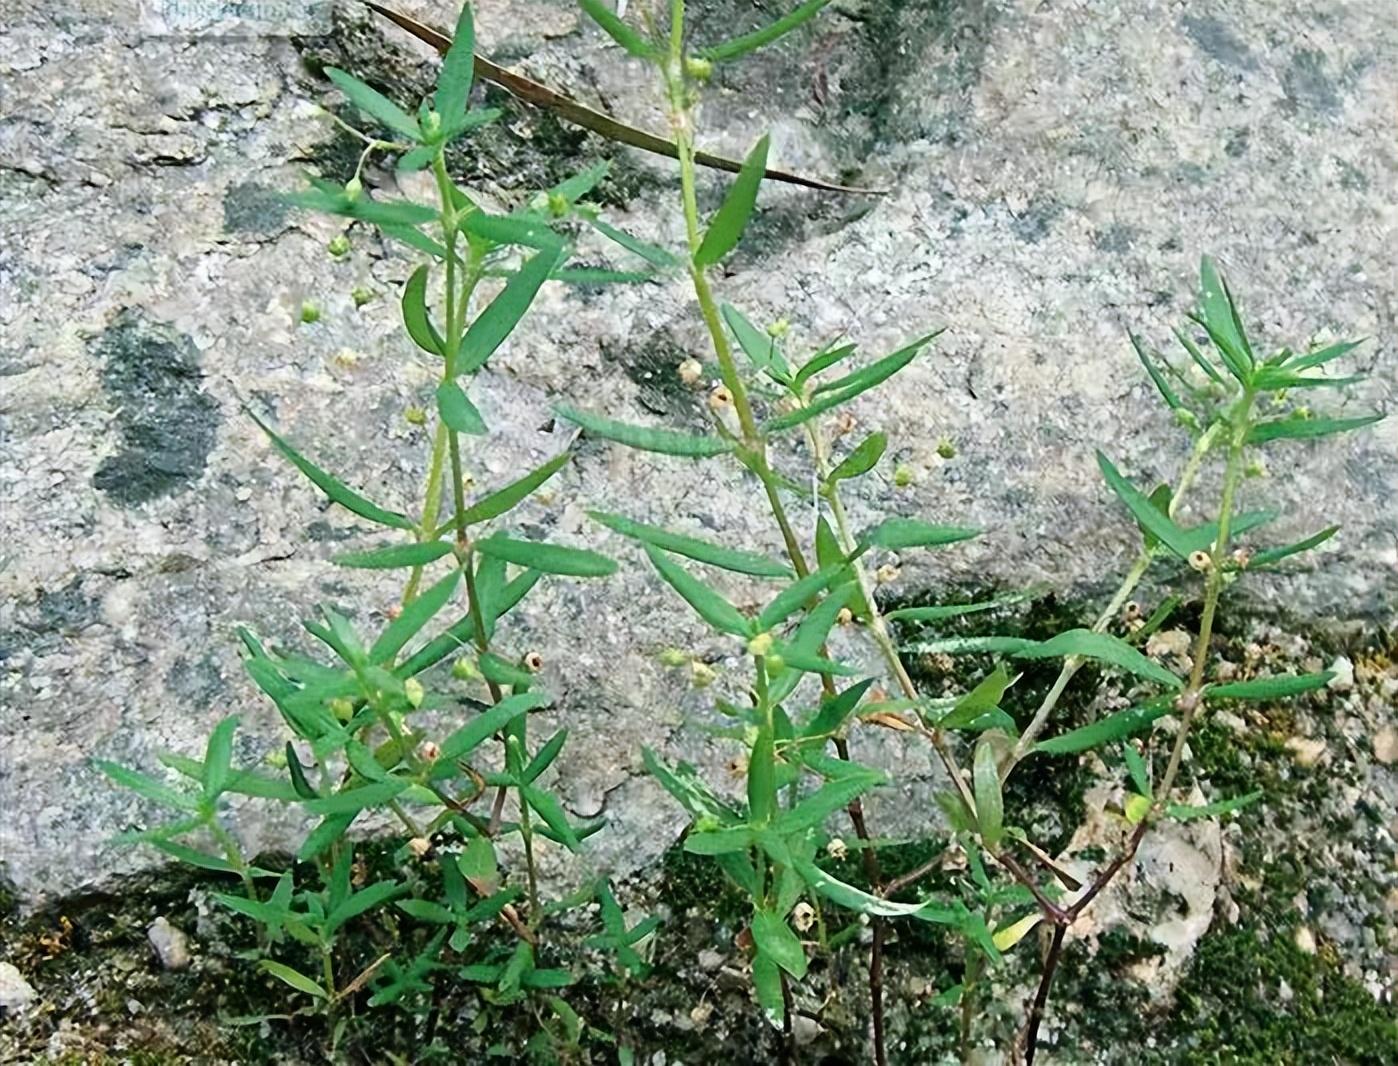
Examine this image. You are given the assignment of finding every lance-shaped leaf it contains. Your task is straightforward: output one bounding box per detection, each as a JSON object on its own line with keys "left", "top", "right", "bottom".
{"left": 801, "top": 678, "right": 875, "bottom": 739}
{"left": 463, "top": 211, "right": 562, "bottom": 251}
{"left": 828, "top": 431, "right": 887, "bottom": 484}
{"left": 303, "top": 778, "right": 408, "bottom": 816}
{"left": 795, "top": 340, "right": 856, "bottom": 389}
{"left": 475, "top": 535, "right": 615, "bottom": 577}
{"left": 1205, "top": 672, "right": 1333, "bottom": 701}
{"left": 1246, "top": 412, "right": 1383, "bottom": 445}
{"left": 643, "top": 545, "right": 753, "bottom": 636}
{"left": 286, "top": 185, "right": 439, "bottom": 229}
{"left": 459, "top": 244, "right": 565, "bottom": 372}
{"left": 578, "top": 0, "right": 657, "bottom": 57}
{"left": 885, "top": 588, "right": 1036, "bottom": 624}
{"left": 1131, "top": 332, "right": 1182, "bottom": 410}
{"left": 721, "top": 302, "right": 791, "bottom": 382}
{"left": 1248, "top": 526, "right": 1339, "bottom": 569}
{"left": 1096, "top": 451, "right": 1193, "bottom": 559}
{"left": 589, "top": 510, "right": 790, "bottom": 578}
{"left": 369, "top": 568, "right": 460, "bottom": 664}
{"left": 555, "top": 404, "right": 733, "bottom": 457}
{"left": 434, "top": 692, "right": 551, "bottom": 773}
{"left": 1174, "top": 325, "right": 1224, "bottom": 384}
{"left": 250, "top": 411, "right": 413, "bottom": 530}
{"left": 202, "top": 715, "right": 239, "bottom": 799}
{"left": 587, "top": 217, "right": 682, "bottom": 269}
{"left": 972, "top": 738, "right": 1004, "bottom": 848}
{"left": 859, "top": 517, "right": 979, "bottom": 553}
{"left": 401, "top": 265, "right": 445, "bottom": 355}
{"left": 435, "top": 381, "right": 487, "bottom": 435}
{"left": 434, "top": 2, "right": 475, "bottom": 123}
{"left": 325, "top": 67, "right": 420, "bottom": 141}
{"left": 937, "top": 665, "right": 1014, "bottom": 730}
{"left": 1285, "top": 339, "right": 1363, "bottom": 371}
{"left": 695, "top": 136, "right": 769, "bottom": 267}
{"left": 260, "top": 960, "right": 327, "bottom": 999}
{"left": 1195, "top": 256, "right": 1253, "bottom": 378}
{"left": 334, "top": 541, "right": 455, "bottom": 569}
{"left": 776, "top": 769, "right": 884, "bottom": 834}
{"left": 1015, "top": 628, "right": 1182, "bottom": 690}
{"left": 699, "top": 0, "right": 832, "bottom": 61}
{"left": 1177, "top": 509, "right": 1278, "bottom": 556}
{"left": 769, "top": 333, "right": 938, "bottom": 432}
{"left": 757, "top": 564, "right": 846, "bottom": 632}
{"left": 522, "top": 785, "right": 581, "bottom": 850}
{"left": 326, "top": 879, "right": 406, "bottom": 935}
{"left": 751, "top": 909, "right": 807, "bottom": 979}
{"left": 460, "top": 450, "right": 570, "bottom": 526}
{"left": 770, "top": 640, "right": 856, "bottom": 677}
{"left": 794, "top": 858, "right": 958, "bottom": 921}
{"left": 96, "top": 761, "right": 197, "bottom": 812}
{"left": 1034, "top": 697, "right": 1174, "bottom": 755}
{"left": 1166, "top": 789, "right": 1262, "bottom": 821}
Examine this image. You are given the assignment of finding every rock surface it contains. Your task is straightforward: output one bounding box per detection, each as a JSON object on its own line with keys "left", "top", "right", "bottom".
{"left": 1, "top": 0, "right": 1394, "bottom": 905}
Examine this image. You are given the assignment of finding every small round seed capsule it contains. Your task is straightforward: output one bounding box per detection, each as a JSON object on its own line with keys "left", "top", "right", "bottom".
{"left": 330, "top": 697, "right": 354, "bottom": 722}
{"left": 523, "top": 651, "right": 544, "bottom": 673}
{"left": 418, "top": 741, "right": 440, "bottom": 763}
{"left": 791, "top": 902, "right": 816, "bottom": 932}
{"left": 708, "top": 384, "right": 733, "bottom": 411}
{"left": 408, "top": 837, "right": 431, "bottom": 859}
{"left": 327, "top": 234, "right": 350, "bottom": 257}
{"left": 836, "top": 607, "right": 854, "bottom": 626}
{"left": 678, "top": 358, "right": 704, "bottom": 387}
{"left": 1232, "top": 547, "right": 1253, "bottom": 569}
{"left": 684, "top": 55, "right": 713, "bottom": 82}
{"left": 747, "top": 632, "right": 774, "bottom": 658}
{"left": 1188, "top": 550, "right": 1212, "bottom": 572}
{"left": 875, "top": 563, "right": 899, "bottom": 585}
{"left": 385, "top": 603, "right": 403, "bottom": 621}
{"left": 826, "top": 837, "right": 848, "bottom": 860}
{"left": 893, "top": 463, "right": 915, "bottom": 488}
{"left": 833, "top": 411, "right": 857, "bottom": 437}
{"left": 404, "top": 405, "right": 427, "bottom": 426}
{"left": 1122, "top": 601, "right": 1142, "bottom": 621}
{"left": 690, "top": 660, "right": 717, "bottom": 688}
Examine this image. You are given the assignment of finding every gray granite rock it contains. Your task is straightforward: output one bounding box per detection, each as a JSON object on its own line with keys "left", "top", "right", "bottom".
{"left": 0, "top": 0, "right": 1393, "bottom": 905}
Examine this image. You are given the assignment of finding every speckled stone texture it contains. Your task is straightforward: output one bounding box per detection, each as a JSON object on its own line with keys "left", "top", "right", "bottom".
{"left": 0, "top": 0, "right": 1393, "bottom": 904}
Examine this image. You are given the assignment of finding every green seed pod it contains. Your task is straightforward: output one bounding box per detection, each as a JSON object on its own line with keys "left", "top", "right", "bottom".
{"left": 299, "top": 301, "right": 321, "bottom": 324}
{"left": 893, "top": 463, "right": 915, "bottom": 488}
{"left": 344, "top": 176, "right": 362, "bottom": 201}
{"left": 684, "top": 55, "right": 713, "bottom": 82}
{"left": 547, "top": 192, "right": 570, "bottom": 218}
{"left": 404, "top": 677, "right": 425, "bottom": 708}
{"left": 351, "top": 286, "right": 375, "bottom": 308}
{"left": 936, "top": 438, "right": 957, "bottom": 460}
{"left": 404, "top": 405, "right": 427, "bottom": 426}
{"left": 330, "top": 697, "right": 354, "bottom": 722}
{"left": 658, "top": 647, "right": 689, "bottom": 668}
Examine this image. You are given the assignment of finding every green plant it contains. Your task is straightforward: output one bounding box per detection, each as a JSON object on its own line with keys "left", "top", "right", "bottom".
{"left": 95, "top": 1, "right": 1386, "bottom": 1061}
{"left": 98, "top": 6, "right": 661, "bottom": 1056}
{"left": 566, "top": 2, "right": 1384, "bottom": 1063}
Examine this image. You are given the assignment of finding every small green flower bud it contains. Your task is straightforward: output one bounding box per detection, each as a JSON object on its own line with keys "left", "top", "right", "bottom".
{"left": 1173, "top": 408, "right": 1200, "bottom": 431}
{"left": 936, "top": 438, "right": 956, "bottom": 460}
{"left": 695, "top": 813, "right": 721, "bottom": 833}
{"left": 330, "top": 697, "right": 354, "bottom": 722}
{"left": 299, "top": 300, "right": 321, "bottom": 324}
{"left": 747, "top": 632, "right": 774, "bottom": 658}
{"left": 327, "top": 234, "right": 351, "bottom": 257}
{"left": 404, "top": 405, "right": 427, "bottom": 426}
{"left": 689, "top": 659, "right": 717, "bottom": 689}
{"left": 1123, "top": 792, "right": 1151, "bottom": 824}
{"left": 765, "top": 653, "right": 785, "bottom": 673}
{"left": 1245, "top": 458, "right": 1266, "bottom": 479}
{"left": 766, "top": 317, "right": 790, "bottom": 339}
{"left": 344, "top": 176, "right": 362, "bottom": 201}
{"left": 547, "top": 192, "right": 569, "bottom": 218}
{"left": 659, "top": 647, "right": 689, "bottom": 668}
{"left": 404, "top": 677, "right": 425, "bottom": 708}
{"left": 893, "top": 463, "right": 915, "bottom": 488}
{"left": 452, "top": 657, "right": 480, "bottom": 681}
{"left": 422, "top": 110, "right": 442, "bottom": 138}
{"left": 351, "top": 286, "right": 375, "bottom": 308}
{"left": 684, "top": 55, "right": 713, "bottom": 82}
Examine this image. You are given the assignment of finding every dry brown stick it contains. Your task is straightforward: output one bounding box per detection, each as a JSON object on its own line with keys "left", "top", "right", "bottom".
{"left": 363, "top": 2, "right": 885, "bottom": 195}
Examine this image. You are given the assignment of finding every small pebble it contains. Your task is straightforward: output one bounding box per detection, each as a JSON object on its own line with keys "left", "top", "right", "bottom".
{"left": 1294, "top": 925, "right": 1317, "bottom": 955}
{"left": 1327, "top": 655, "right": 1354, "bottom": 691}
{"left": 1285, "top": 736, "right": 1327, "bottom": 768}
{"left": 147, "top": 916, "right": 191, "bottom": 971}
{"left": 1373, "top": 726, "right": 1398, "bottom": 766}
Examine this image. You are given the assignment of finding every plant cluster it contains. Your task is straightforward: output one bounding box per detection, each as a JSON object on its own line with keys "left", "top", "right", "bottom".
{"left": 101, "top": 2, "right": 1384, "bottom": 1062}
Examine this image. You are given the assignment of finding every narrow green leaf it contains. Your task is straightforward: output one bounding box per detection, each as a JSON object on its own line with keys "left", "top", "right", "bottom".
{"left": 436, "top": 381, "right": 487, "bottom": 435}
{"left": 325, "top": 67, "right": 420, "bottom": 141}
{"left": 757, "top": 564, "right": 845, "bottom": 632}
{"left": 401, "top": 265, "right": 445, "bottom": 355}
{"left": 369, "top": 567, "right": 460, "bottom": 664}
{"left": 1131, "top": 333, "right": 1181, "bottom": 410}
{"left": 1177, "top": 509, "right": 1278, "bottom": 556}
{"left": 1248, "top": 526, "right": 1339, "bottom": 569}
{"left": 461, "top": 450, "right": 570, "bottom": 525}
{"left": 778, "top": 771, "right": 883, "bottom": 834}
{"left": 751, "top": 951, "right": 786, "bottom": 1029}
{"left": 435, "top": 693, "right": 551, "bottom": 773}
{"left": 794, "top": 858, "right": 958, "bottom": 921}
{"left": 302, "top": 779, "right": 408, "bottom": 816}
{"left": 1174, "top": 326, "right": 1224, "bottom": 384}
{"left": 684, "top": 827, "right": 758, "bottom": 855}
{"left": 459, "top": 245, "right": 565, "bottom": 373}
{"left": 938, "top": 665, "right": 1013, "bottom": 730}
{"left": 972, "top": 739, "right": 1003, "bottom": 848}
{"left": 334, "top": 541, "right": 454, "bottom": 569}
{"left": 522, "top": 785, "right": 581, "bottom": 850}
{"left": 771, "top": 641, "right": 857, "bottom": 677}
{"left": 906, "top": 636, "right": 1037, "bottom": 656}
{"left": 885, "top": 589, "right": 1035, "bottom": 624}
{"left": 1097, "top": 451, "right": 1193, "bottom": 559}
{"left": 751, "top": 910, "right": 807, "bottom": 979}
{"left": 397, "top": 898, "right": 455, "bottom": 924}
{"left": 578, "top": 0, "right": 656, "bottom": 57}
{"left": 588, "top": 217, "right": 682, "bottom": 269}
{"left": 700, "top": 0, "right": 832, "bottom": 60}
{"left": 260, "top": 960, "right": 327, "bottom": 999}
{"left": 1286, "top": 339, "right": 1362, "bottom": 371}
{"left": 643, "top": 545, "right": 752, "bottom": 636}
{"left": 1123, "top": 745, "right": 1151, "bottom": 797}
{"left": 298, "top": 813, "right": 355, "bottom": 861}
{"left": 695, "top": 135, "right": 769, "bottom": 267}
{"left": 1166, "top": 789, "right": 1263, "bottom": 821}
{"left": 801, "top": 678, "right": 875, "bottom": 739}
{"left": 146, "top": 839, "right": 238, "bottom": 874}
{"left": 476, "top": 535, "right": 616, "bottom": 577}
{"left": 1016, "top": 628, "right": 1182, "bottom": 690}
{"left": 1035, "top": 699, "right": 1173, "bottom": 755}
{"left": 202, "top": 715, "right": 239, "bottom": 799}
{"left": 326, "top": 879, "right": 406, "bottom": 935}
{"left": 829, "top": 432, "right": 887, "bottom": 483}
{"left": 1246, "top": 413, "right": 1383, "bottom": 445}
{"left": 588, "top": 510, "right": 791, "bottom": 578}
{"left": 721, "top": 302, "right": 791, "bottom": 382}
{"left": 96, "top": 761, "right": 196, "bottom": 812}
{"left": 1206, "top": 672, "right": 1333, "bottom": 701}
{"left": 770, "top": 334, "right": 938, "bottom": 432}
{"left": 285, "top": 743, "right": 318, "bottom": 799}
{"left": 524, "top": 729, "right": 568, "bottom": 783}
{"left": 747, "top": 725, "right": 776, "bottom": 824}
{"left": 434, "top": 3, "right": 475, "bottom": 123}
{"left": 794, "top": 341, "right": 856, "bottom": 389}
{"left": 859, "top": 517, "right": 979, "bottom": 553}
{"left": 1197, "top": 256, "right": 1253, "bottom": 375}
{"left": 249, "top": 411, "right": 413, "bottom": 531}
{"left": 463, "top": 211, "right": 561, "bottom": 251}
{"left": 555, "top": 404, "right": 733, "bottom": 457}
